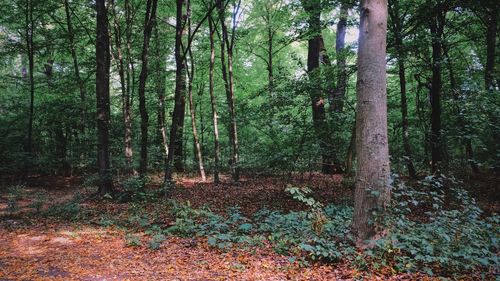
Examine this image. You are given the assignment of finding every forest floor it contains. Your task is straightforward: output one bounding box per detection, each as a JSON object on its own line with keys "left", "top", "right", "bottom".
{"left": 0, "top": 173, "right": 497, "bottom": 280}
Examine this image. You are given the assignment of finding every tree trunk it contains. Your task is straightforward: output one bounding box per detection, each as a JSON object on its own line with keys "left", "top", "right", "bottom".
{"left": 389, "top": 0, "right": 417, "bottom": 178}
{"left": 110, "top": 0, "right": 134, "bottom": 174}
{"left": 352, "top": 0, "right": 391, "bottom": 246}
{"left": 429, "top": 9, "right": 445, "bottom": 174}
{"left": 332, "top": 2, "right": 348, "bottom": 112}
{"left": 137, "top": 0, "right": 158, "bottom": 177}
{"left": 64, "top": 0, "right": 86, "bottom": 137}
{"left": 345, "top": 116, "right": 356, "bottom": 176}
{"left": 25, "top": 0, "right": 35, "bottom": 176}
{"left": 186, "top": 0, "right": 206, "bottom": 181}
{"left": 153, "top": 23, "right": 169, "bottom": 163}
{"left": 485, "top": 5, "right": 498, "bottom": 90}
{"left": 96, "top": 0, "right": 113, "bottom": 195}
{"left": 165, "top": 0, "right": 187, "bottom": 182}
{"left": 217, "top": 0, "right": 240, "bottom": 182}
{"left": 442, "top": 45, "right": 478, "bottom": 173}
{"left": 124, "top": 0, "right": 135, "bottom": 166}
{"left": 303, "top": 0, "right": 336, "bottom": 174}
{"left": 209, "top": 16, "right": 221, "bottom": 184}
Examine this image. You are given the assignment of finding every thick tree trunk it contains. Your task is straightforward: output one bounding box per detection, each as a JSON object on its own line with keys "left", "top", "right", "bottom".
{"left": 429, "top": 10, "right": 445, "bottom": 174}
{"left": 389, "top": 0, "right": 417, "bottom": 178}
{"left": 64, "top": 0, "right": 86, "bottom": 136}
{"left": 110, "top": 0, "right": 134, "bottom": 174}
{"left": 96, "top": 0, "right": 113, "bottom": 195}
{"left": 25, "top": 0, "right": 35, "bottom": 176}
{"left": 217, "top": 0, "right": 240, "bottom": 182}
{"left": 209, "top": 16, "right": 221, "bottom": 184}
{"left": 165, "top": 0, "right": 187, "bottom": 182}
{"left": 137, "top": 0, "right": 158, "bottom": 177}
{"left": 352, "top": 0, "right": 391, "bottom": 246}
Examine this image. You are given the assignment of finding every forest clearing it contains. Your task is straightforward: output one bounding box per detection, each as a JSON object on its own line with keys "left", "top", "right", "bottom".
{"left": 0, "top": 0, "right": 499, "bottom": 279}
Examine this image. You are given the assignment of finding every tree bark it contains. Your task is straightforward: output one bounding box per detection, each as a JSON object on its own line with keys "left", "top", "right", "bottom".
{"left": 389, "top": 0, "right": 417, "bottom": 178}
{"left": 209, "top": 15, "right": 221, "bottom": 184}
{"left": 217, "top": 0, "right": 240, "bottom": 182}
{"left": 110, "top": 0, "right": 134, "bottom": 174}
{"left": 485, "top": 4, "right": 498, "bottom": 90}
{"left": 96, "top": 0, "right": 113, "bottom": 194}
{"left": 25, "top": 0, "right": 35, "bottom": 176}
{"left": 302, "top": 0, "right": 336, "bottom": 174}
{"left": 429, "top": 9, "right": 445, "bottom": 174}
{"left": 352, "top": 0, "right": 391, "bottom": 246}
{"left": 153, "top": 23, "right": 169, "bottom": 163}
{"left": 186, "top": 0, "right": 206, "bottom": 181}
{"left": 64, "top": 0, "right": 86, "bottom": 137}
{"left": 331, "top": 2, "right": 348, "bottom": 112}
{"left": 165, "top": 0, "right": 187, "bottom": 182}
{"left": 137, "top": 0, "right": 159, "bottom": 177}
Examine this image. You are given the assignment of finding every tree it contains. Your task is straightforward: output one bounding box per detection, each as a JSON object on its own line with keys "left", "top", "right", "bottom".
{"left": 217, "top": 0, "right": 241, "bottom": 182}
{"left": 302, "top": 0, "right": 338, "bottom": 174}
{"left": 428, "top": 3, "right": 446, "bottom": 174}
{"left": 208, "top": 14, "right": 221, "bottom": 184}
{"left": 165, "top": 0, "right": 188, "bottom": 182}
{"left": 137, "top": 0, "right": 159, "bottom": 177}
{"left": 389, "top": 0, "right": 417, "bottom": 178}
{"left": 186, "top": 0, "right": 206, "bottom": 181}
{"left": 110, "top": 0, "right": 134, "bottom": 174}
{"left": 352, "top": 0, "right": 391, "bottom": 245}
{"left": 24, "top": 0, "right": 35, "bottom": 176}
{"left": 96, "top": 0, "right": 113, "bottom": 195}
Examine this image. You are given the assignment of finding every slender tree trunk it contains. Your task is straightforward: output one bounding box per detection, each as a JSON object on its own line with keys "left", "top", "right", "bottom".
{"left": 25, "top": 0, "right": 35, "bottom": 176}
{"left": 485, "top": 5, "right": 498, "bottom": 90}
{"left": 186, "top": 0, "right": 206, "bottom": 181}
{"left": 352, "top": 0, "right": 390, "bottom": 246}
{"left": 442, "top": 46, "right": 478, "bottom": 173}
{"left": 389, "top": 0, "right": 417, "bottom": 178}
{"left": 165, "top": 0, "right": 187, "bottom": 182}
{"left": 209, "top": 16, "right": 221, "bottom": 184}
{"left": 64, "top": 0, "right": 86, "bottom": 137}
{"left": 303, "top": 0, "right": 336, "bottom": 174}
{"left": 137, "top": 0, "right": 158, "bottom": 177}
{"left": 96, "top": 0, "right": 113, "bottom": 195}
{"left": 429, "top": 10, "right": 445, "bottom": 174}
{"left": 125, "top": 0, "right": 135, "bottom": 157}
{"left": 345, "top": 116, "right": 356, "bottom": 176}
{"left": 217, "top": 0, "right": 240, "bottom": 182}
{"left": 110, "top": 0, "right": 135, "bottom": 174}
{"left": 267, "top": 23, "right": 274, "bottom": 95}
{"left": 153, "top": 23, "right": 169, "bottom": 162}
{"left": 332, "top": 2, "right": 348, "bottom": 112}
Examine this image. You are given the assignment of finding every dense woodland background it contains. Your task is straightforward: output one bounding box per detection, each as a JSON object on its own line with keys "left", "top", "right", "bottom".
{"left": 0, "top": 0, "right": 499, "bottom": 279}
{"left": 0, "top": 0, "right": 498, "bottom": 180}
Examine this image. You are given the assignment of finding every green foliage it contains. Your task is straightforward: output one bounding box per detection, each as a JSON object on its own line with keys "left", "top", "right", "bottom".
{"left": 5, "top": 185, "right": 25, "bottom": 214}
{"left": 368, "top": 175, "right": 499, "bottom": 275}
{"left": 117, "top": 176, "right": 152, "bottom": 202}
{"left": 44, "top": 192, "right": 84, "bottom": 221}
{"left": 125, "top": 233, "right": 143, "bottom": 247}
{"left": 28, "top": 191, "right": 48, "bottom": 213}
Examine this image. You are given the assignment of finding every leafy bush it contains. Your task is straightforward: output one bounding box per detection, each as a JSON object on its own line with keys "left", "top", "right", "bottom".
{"left": 44, "top": 192, "right": 84, "bottom": 220}
{"left": 369, "top": 175, "right": 499, "bottom": 275}
{"left": 5, "top": 184, "right": 25, "bottom": 213}
{"left": 117, "top": 176, "right": 152, "bottom": 202}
